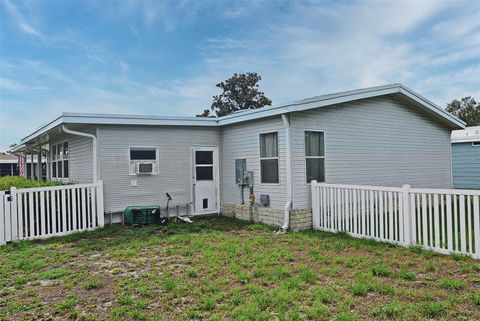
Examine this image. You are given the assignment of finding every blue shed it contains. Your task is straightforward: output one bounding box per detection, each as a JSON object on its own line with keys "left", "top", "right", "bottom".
{"left": 451, "top": 126, "right": 480, "bottom": 189}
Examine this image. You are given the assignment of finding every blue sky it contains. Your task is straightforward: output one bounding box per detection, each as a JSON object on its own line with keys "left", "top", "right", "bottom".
{"left": 0, "top": 0, "right": 479, "bottom": 150}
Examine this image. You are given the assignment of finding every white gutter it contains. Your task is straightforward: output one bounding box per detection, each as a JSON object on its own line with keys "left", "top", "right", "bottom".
{"left": 281, "top": 114, "right": 293, "bottom": 231}
{"left": 62, "top": 125, "right": 97, "bottom": 182}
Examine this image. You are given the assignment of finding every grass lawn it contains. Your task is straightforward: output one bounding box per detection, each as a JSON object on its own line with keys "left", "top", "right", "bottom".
{"left": 0, "top": 217, "right": 479, "bottom": 321}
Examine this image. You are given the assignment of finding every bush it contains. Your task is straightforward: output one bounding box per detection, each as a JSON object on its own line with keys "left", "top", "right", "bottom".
{"left": 0, "top": 176, "right": 63, "bottom": 190}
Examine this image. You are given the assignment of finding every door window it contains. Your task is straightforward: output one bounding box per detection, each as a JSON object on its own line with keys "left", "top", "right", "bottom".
{"left": 195, "top": 150, "right": 214, "bottom": 181}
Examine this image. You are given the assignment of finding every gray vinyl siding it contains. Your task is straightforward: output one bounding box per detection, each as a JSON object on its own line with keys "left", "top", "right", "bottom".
{"left": 452, "top": 142, "right": 480, "bottom": 189}
{"left": 220, "top": 117, "right": 287, "bottom": 208}
{"left": 48, "top": 128, "right": 94, "bottom": 184}
{"left": 69, "top": 135, "right": 94, "bottom": 183}
{"left": 292, "top": 96, "right": 453, "bottom": 209}
{"left": 97, "top": 125, "right": 221, "bottom": 213}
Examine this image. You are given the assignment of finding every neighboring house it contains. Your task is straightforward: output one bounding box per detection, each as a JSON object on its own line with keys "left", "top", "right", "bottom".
{"left": 10, "top": 84, "right": 465, "bottom": 228}
{"left": 0, "top": 153, "right": 45, "bottom": 178}
{"left": 451, "top": 126, "right": 480, "bottom": 189}
{"left": 0, "top": 154, "right": 18, "bottom": 177}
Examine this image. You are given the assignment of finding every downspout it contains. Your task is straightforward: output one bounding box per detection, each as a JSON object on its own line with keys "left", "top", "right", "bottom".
{"left": 281, "top": 114, "right": 293, "bottom": 231}
{"left": 62, "top": 125, "right": 97, "bottom": 183}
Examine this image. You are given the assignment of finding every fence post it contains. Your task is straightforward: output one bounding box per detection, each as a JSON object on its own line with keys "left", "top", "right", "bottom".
{"left": 96, "top": 180, "right": 105, "bottom": 227}
{"left": 10, "top": 187, "right": 18, "bottom": 242}
{"left": 402, "top": 184, "right": 411, "bottom": 246}
{"left": 311, "top": 180, "right": 318, "bottom": 230}
{"left": 0, "top": 191, "right": 5, "bottom": 245}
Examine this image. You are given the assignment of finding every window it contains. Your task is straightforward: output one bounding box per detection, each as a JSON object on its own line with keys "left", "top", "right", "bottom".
{"left": 473, "top": 141, "right": 480, "bottom": 147}
{"left": 259, "top": 132, "right": 279, "bottom": 183}
{"left": 305, "top": 131, "right": 325, "bottom": 183}
{"left": 51, "top": 141, "right": 69, "bottom": 179}
{"left": 129, "top": 147, "right": 157, "bottom": 174}
{"left": 195, "top": 151, "right": 214, "bottom": 181}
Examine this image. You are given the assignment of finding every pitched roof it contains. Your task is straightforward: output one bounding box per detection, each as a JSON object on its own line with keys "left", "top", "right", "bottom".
{"left": 0, "top": 153, "right": 17, "bottom": 163}
{"left": 14, "top": 83, "right": 465, "bottom": 147}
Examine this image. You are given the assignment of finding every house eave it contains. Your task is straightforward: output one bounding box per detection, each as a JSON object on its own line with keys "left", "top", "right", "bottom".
{"left": 11, "top": 83, "right": 465, "bottom": 148}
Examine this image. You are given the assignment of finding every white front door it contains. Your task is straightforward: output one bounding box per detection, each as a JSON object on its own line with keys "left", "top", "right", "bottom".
{"left": 192, "top": 146, "right": 219, "bottom": 215}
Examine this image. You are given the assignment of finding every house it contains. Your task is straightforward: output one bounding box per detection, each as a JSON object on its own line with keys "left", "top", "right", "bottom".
{"left": 0, "top": 153, "right": 45, "bottom": 178}
{"left": 10, "top": 84, "right": 464, "bottom": 229}
{"left": 451, "top": 126, "right": 480, "bottom": 189}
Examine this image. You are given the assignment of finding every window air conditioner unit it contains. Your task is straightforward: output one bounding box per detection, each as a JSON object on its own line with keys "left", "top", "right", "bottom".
{"left": 136, "top": 162, "right": 154, "bottom": 174}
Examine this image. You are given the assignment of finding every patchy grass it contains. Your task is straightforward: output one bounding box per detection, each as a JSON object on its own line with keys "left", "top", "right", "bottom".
{"left": 0, "top": 216, "right": 479, "bottom": 320}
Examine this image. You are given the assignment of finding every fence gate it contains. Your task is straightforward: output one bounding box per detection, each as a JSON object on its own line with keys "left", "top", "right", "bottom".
{"left": 1, "top": 181, "right": 104, "bottom": 245}
{"left": 311, "top": 181, "right": 480, "bottom": 259}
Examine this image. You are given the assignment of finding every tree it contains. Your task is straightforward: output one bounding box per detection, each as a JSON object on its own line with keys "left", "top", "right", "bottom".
{"left": 197, "top": 72, "right": 272, "bottom": 117}
{"left": 446, "top": 96, "right": 480, "bottom": 126}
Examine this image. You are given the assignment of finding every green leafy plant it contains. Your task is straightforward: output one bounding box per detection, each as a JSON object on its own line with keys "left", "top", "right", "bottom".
{"left": 0, "top": 175, "right": 64, "bottom": 190}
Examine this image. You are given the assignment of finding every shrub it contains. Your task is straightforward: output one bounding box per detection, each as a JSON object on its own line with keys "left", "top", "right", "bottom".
{"left": 0, "top": 176, "right": 63, "bottom": 190}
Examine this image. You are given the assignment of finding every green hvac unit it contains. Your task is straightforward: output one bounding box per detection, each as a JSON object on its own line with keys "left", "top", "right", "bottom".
{"left": 123, "top": 205, "right": 167, "bottom": 225}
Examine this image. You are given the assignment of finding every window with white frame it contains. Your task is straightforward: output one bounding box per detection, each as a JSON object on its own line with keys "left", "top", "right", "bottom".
{"left": 51, "top": 141, "right": 69, "bottom": 179}
{"left": 129, "top": 147, "right": 157, "bottom": 174}
{"left": 473, "top": 141, "right": 480, "bottom": 147}
{"left": 305, "top": 131, "right": 325, "bottom": 183}
{"left": 259, "top": 132, "right": 279, "bottom": 183}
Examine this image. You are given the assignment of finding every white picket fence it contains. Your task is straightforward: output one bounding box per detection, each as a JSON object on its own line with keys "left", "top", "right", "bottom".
{"left": 311, "top": 181, "right": 480, "bottom": 259}
{"left": 0, "top": 181, "right": 104, "bottom": 245}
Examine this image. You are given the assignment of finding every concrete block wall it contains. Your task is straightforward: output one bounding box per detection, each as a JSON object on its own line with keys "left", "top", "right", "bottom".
{"left": 289, "top": 208, "right": 313, "bottom": 231}
{"left": 220, "top": 203, "right": 312, "bottom": 231}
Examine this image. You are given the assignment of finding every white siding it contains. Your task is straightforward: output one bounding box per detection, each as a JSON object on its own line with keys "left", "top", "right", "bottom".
{"left": 292, "top": 96, "right": 453, "bottom": 209}
{"left": 220, "top": 117, "right": 287, "bottom": 208}
{"left": 69, "top": 135, "right": 94, "bottom": 183}
{"left": 98, "top": 125, "right": 221, "bottom": 213}
{"left": 48, "top": 128, "right": 94, "bottom": 184}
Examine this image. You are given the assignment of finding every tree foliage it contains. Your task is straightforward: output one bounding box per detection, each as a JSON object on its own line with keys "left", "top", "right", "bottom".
{"left": 446, "top": 96, "right": 480, "bottom": 126}
{"left": 197, "top": 72, "right": 272, "bottom": 117}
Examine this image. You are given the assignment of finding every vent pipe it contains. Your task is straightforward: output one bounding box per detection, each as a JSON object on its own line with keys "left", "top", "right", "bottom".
{"left": 281, "top": 114, "right": 293, "bottom": 231}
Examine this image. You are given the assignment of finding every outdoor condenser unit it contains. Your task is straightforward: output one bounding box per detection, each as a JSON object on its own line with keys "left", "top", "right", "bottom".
{"left": 123, "top": 205, "right": 167, "bottom": 225}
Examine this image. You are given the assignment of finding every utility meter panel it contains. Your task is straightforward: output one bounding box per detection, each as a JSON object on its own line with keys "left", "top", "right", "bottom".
{"left": 235, "top": 159, "right": 246, "bottom": 185}
{"left": 244, "top": 171, "right": 254, "bottom": 186}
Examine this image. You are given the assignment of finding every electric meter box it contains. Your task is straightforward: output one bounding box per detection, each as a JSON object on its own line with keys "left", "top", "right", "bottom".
{"left": 235, "top": 159, "right": 246, "bottom": 184}
{"left": 244, "top": 171, "right": 254, "bottom": 186}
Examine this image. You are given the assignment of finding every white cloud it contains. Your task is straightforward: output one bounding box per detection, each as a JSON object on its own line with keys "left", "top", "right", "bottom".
{"left": 0, "top": 77, "right": 47, "bottom": 91}
{"left": 187, "top": 0, "right": 480, "bottom": 106}
{"left": 2, "top": 0, "right": 42, "bottom": 37}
